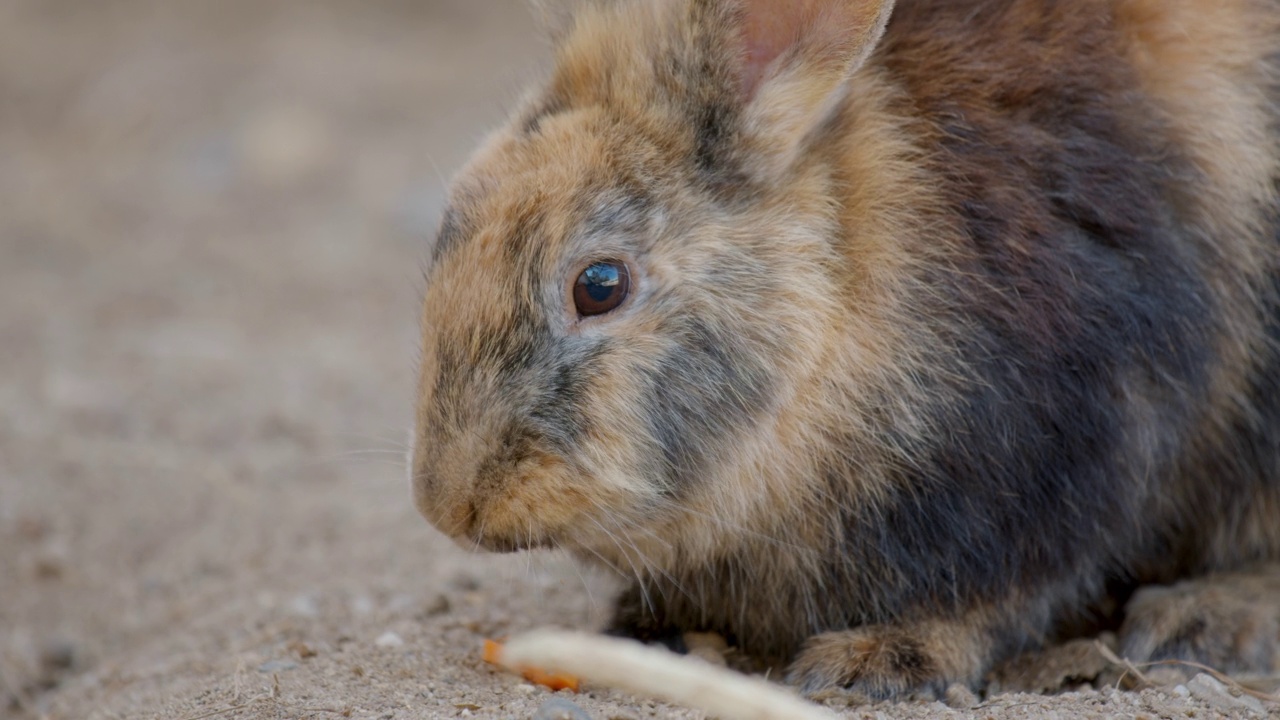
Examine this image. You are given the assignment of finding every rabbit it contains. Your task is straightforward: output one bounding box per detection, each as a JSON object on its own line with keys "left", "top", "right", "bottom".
{"left": 410, "top": 0, "right": 1280, "bottom": 700}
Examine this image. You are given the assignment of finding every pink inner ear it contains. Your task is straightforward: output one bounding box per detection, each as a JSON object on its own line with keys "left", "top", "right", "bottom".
{"left": 740, "top": 0, "right": 819, "bottom": 98}
{"left": 738, "top": 0, "right": 878, "bottom": 100}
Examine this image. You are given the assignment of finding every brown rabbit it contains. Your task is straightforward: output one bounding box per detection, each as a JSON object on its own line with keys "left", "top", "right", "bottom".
{"left": 410, "top": 0, "right": 1280, "bottom": 699}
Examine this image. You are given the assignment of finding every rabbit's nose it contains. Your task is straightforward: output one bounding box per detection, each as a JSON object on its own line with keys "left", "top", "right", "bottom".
{"left": 412, "top": 469, "right": 475, "bottom": 537}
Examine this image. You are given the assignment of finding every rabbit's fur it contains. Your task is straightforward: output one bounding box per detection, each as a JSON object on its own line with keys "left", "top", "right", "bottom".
{"left": 412, "top": 0, "right": 1280, "bottom": 698}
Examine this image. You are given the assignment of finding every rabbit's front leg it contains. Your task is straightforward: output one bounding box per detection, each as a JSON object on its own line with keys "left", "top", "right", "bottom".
{"left": 786, "top": 603, "right": 1026, "bottom": 700}
{"left": 603, "top": 581, "right": 690, "bottom": 654}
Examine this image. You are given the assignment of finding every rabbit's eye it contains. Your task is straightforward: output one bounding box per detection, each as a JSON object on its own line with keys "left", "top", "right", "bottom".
{"left": 573, "top": 261, "right": 630, "bottom": 317}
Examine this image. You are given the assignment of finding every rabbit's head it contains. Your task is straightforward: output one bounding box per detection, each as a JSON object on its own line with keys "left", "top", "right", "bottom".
{"left": 411, "top": 0, "right": 897, "bottom": 568}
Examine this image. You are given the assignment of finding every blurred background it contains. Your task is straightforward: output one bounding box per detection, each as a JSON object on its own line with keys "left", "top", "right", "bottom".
{"left": 0, "top": 2, "right": 632, "bottom": 718}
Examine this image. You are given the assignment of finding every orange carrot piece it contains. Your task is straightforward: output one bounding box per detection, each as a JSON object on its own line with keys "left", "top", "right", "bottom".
{"left": 482, "top": 638, "right": 581, "bottom": 692}
{"left": 520, "top": 667, "right": 580, "bottom": 692}
{"left": 482, "top": 638, "right": 504, "bottom": 665}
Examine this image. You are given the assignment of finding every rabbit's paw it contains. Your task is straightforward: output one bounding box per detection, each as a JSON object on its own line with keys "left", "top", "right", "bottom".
{"left": 787, "top": 624, "right": 976, "bottom": 700}
{"left": 1119, "top": 565, "right": 1280, "bottom": 676}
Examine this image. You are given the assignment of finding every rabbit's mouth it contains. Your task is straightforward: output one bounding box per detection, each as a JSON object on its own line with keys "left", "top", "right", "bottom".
{"left": 414, "top": 445, "right": 607, "bottom": 555}
{"left": 427, "top": 494, "right": 562, "bottom": 554}
{"left": 465, "top": 530, "right": 555, "bottom": 554}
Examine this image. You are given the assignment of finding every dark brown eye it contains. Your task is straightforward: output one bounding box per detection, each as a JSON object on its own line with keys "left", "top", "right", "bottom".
{"left": 573, "top": 260, "right": 630, "bottom": 317}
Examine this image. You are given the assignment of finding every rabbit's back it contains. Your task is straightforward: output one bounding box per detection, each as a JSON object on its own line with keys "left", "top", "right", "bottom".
{"left": 877, "top": 0, "right": 1280, "bottom": 584}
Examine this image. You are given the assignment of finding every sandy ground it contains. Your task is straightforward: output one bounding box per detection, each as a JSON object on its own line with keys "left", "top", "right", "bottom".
{"left": 1, "top": 2, "right": 1276, "bottom": 718}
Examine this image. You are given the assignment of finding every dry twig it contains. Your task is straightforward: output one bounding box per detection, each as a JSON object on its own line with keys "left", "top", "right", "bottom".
{"left": 1094, "top": 641, "right": 1280, "bottom": 704}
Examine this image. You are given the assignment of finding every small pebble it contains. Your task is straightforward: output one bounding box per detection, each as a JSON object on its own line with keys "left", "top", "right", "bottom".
{"left": 288, "top": 641, "right": 317, "bottom": 659}
{"left": 257, "top": 660, "right": 298, "bottom": 673}
{"left": 375, "top": 631, "right": 405, "bottom": 648}
{"left": 423, "top": 594, "right": 451, "bottom": 616}
{"left": 39, "top": 640, "right": 76, "bottom": 673}
{"left": 944, "top": 683, "right": 978, "bottom": 710}
{"left": 32, "top": 554, "right": 65, "bottom": 580}
{"left": 532, "top": 697, "right": 593, "bottom": 720}
{"left": 515, "top": 683, "right": 538, "bottom": 694}
{"left": 1186, "top": 673, "right": 1265, "bottom": 716}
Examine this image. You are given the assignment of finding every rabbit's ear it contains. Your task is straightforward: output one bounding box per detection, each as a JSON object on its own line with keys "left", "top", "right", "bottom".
{"left": 725, "top": 0, "right": 896, "bottom": 177}
{"left": 738, "top": 0, "right": 893, "bottom": 100}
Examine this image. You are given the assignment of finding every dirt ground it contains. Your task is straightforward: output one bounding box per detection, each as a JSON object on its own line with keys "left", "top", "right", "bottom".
{"left": 1, "top": 1, "right": 1276, "bottom": 718}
